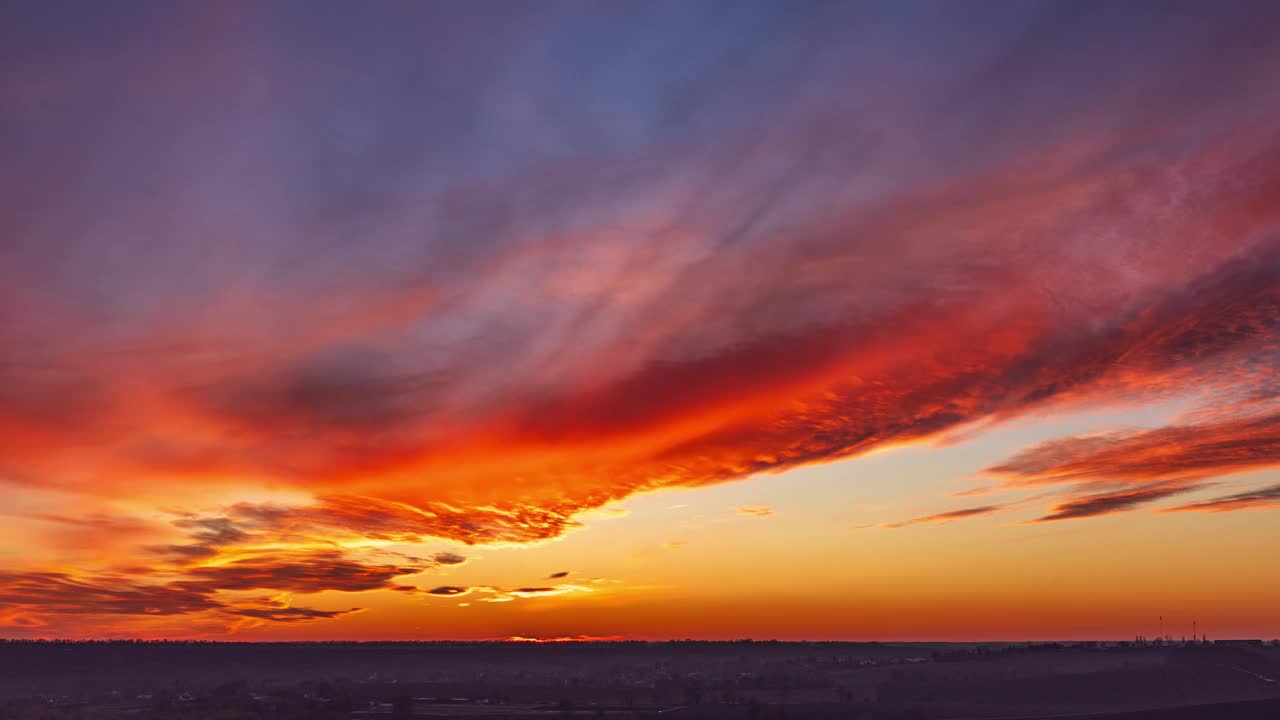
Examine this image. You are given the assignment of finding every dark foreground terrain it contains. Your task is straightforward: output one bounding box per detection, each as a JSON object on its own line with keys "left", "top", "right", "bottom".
{"left": 0, "top": 640, "right": 1276, "bottom": 719}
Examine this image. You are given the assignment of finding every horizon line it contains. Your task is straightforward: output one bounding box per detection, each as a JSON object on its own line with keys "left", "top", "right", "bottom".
{"left": 2, "top": 637, "right": 1274, "bottom": 645}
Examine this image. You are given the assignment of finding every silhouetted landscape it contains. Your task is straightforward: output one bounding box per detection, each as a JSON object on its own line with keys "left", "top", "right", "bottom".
{"left": 4, "top": 3, "right": 1280, "bottom": 719}
{"left": 2, "top": 639, "right": 1277, "bottom": 719}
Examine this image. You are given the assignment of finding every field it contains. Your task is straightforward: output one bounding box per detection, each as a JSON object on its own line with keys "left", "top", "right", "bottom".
{"left": 0, "top": 640, "right": 1276, "bottom": 719}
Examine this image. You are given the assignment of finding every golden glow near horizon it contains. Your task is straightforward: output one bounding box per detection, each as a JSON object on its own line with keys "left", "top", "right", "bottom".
{"left": 1, "top": 3, "right": 1279, "bottom": 641}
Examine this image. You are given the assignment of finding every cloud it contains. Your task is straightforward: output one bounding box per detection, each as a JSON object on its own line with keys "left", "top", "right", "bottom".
{"left": 425, "top": 586, "right": 469, "bottom": 596}
{"left": 228, "top": 496, "right": 581, "bottom": 546}
{"left": 502, "top": 634, "right": 624, "bottom": 643}
{"left": 195, "top": 345, "right": 435, "bottom": 437}
{"left": 0, "top": 498, "right": 478, "bottom": 634}
{"left": 15, "top": 513, "right": 162, "bottom": 555}
{"left": 104, "top": 239, "right": 1277, "bottom": 546}
{"left": 0, "top": 572, "right": 220, "bottom": 616}
{"left": 548, "top": 571, "right": 569, "bottom": 579}
{"left": 147, "top": 515, "right": 254, "bottom": 563}
{"left": 226, "top": 606, "right": 361, "bottom": 623}
{"left": 985, "top": 408, "right": 1280, "bottom": 520}
{"left": 0, "top": 547, "right": 425, "bottom": 632}
{"left": 177, "top": 551, "right": 424, "bottom": 594}
{"left": 988, "top": 412, "right": 1280, "bottom": 487}
{"left": 1031, "top": 482, "right": 1202, "bottom": 522}
{"left": 425, "top": 584, "right": 594, "bottom": 603}
{"left": 1164, "top": 483, "right": 1280, "bottom": 514}
{"left": 0, "top": 607, "right": 47, "bottom": 629}
{"left": 0, "top": 568, "right": 363, "bottom": 631}
{"left": 884, "top": 505, "right": 1003, "bottom": 529}
{"left": 224, "top": 593, "right": 362, "bottom": 623}
{"left": 736, "top": 505, "right": 775, "bottom": 519}
{"left": 505, "top": 585, "right": 592, "bottom": 599}
{"left": 173, "top": 516, "right": 250, "bottom": 546}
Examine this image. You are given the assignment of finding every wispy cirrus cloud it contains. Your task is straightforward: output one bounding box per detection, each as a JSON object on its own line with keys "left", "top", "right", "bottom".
{"left": 984, "top": 408, "right": 1280, "bottom": 521}
{"left": 884, "top": 505, "right": 1004, "bottom": 529}
{"left": 988, "top": 412, "right": 1280, "bottom": 488}
{"left": 1164, "top": 483, "right": 1280, "bottom": 514}
{"left": 1031, "top": 482, "right": 1204, "bottom": 523}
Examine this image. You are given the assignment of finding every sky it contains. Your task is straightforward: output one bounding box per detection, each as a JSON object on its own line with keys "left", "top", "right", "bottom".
{"left": 1, "top": 0, "right": 1279, "bottom": 641}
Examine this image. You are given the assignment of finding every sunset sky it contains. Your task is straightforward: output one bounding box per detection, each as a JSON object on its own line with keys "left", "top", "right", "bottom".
{"left": 2, "top": 1, "right": 1279, "bottom": 641}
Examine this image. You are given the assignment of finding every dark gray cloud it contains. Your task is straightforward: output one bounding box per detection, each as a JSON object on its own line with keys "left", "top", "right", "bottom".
{"left": 0, "top": 549, "right": 421, "bottom": 627}
{"left": 0, "top": 572, "right": 219, "bottom": 616}
{"left": 226, "top": 606, "right": 361, "bottom": 623}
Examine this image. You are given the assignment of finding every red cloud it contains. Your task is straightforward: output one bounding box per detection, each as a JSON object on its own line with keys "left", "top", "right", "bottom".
{"left": 5, "top": 236, "right": 1280, "bottom": 555}
{"left": 988, "top": 412, "right": 1280, "bottom": 487}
